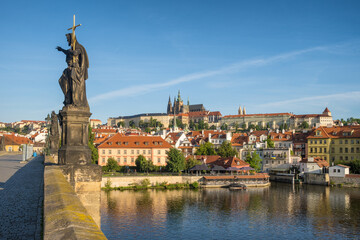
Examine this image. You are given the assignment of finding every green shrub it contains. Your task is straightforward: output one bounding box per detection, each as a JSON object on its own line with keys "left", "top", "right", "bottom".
{"left": 140, "top": 178, "right": 151, "bottom": 187}
{"left": 104, "top": 178, "right": 112, "bottom": 191}
{"left": 191, "top": 181, "right": 199, "bottom": 189}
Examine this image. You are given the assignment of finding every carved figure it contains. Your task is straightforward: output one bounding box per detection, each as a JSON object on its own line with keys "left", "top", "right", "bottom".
{"left": 57, "top": 17, "right": 89, "bottom": 109}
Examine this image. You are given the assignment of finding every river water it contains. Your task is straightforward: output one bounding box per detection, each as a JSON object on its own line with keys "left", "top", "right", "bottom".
{"left": 101, "top": 183, "right": 360, "bottom": 239}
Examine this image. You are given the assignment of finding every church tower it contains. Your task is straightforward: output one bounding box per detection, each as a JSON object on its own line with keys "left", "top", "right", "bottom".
{"left": 323, "top": 107, "right": 331, "bottom": 116}
{"left": 238, "top": 106, "right": 243, "bottom": 115}
{"left": 167, "top": 96, "right": 173, "bottom": 114}
{"left": 243, "top": 106, "right": 246, "bottom": 115}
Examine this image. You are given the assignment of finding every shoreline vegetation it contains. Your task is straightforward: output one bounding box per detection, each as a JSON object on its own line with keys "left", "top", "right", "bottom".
{"left": 102, "top": 178, "right": 200, "bottom": 191}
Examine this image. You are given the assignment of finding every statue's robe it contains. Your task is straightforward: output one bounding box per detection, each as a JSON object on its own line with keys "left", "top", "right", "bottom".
{"left": 59, "top": 40, "right": 89, "bottom": 108}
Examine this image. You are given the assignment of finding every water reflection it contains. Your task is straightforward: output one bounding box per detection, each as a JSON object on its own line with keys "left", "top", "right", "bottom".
{"left": 102, "top": 184, "right": 360, "bottom": 239}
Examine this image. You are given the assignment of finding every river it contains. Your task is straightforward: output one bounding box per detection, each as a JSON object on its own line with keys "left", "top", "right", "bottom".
{"left": 101, "top": 183, "right": 360, "bottom": 239}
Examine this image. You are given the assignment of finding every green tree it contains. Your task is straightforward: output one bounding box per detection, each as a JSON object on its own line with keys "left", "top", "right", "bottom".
{"left": 221, "top": 123, "right": 228, "bottom": 130}
{"left": 129, "top": 120, "right": 136, "bottom": 128}
{"left": 135, "top": 155, "right": 154, "bottom": 173}
{"left": 267, "top": 136, "right": 275, "bottom": 148}
{"left": 166, "top": 148, "right": 185, "bottom": 173}
{"left": 195, "top": 142, "right": 217, "bottom": 155}
{"left": 198, "top": 120, "right": 206, "bottom": 130}
{"left": 241, "top": 123, "right": 246, "bottom": 129}
{"left": 88, "top": 126, "right": 99, "bottom": 164}
{"left": 217, "top": 141, "right": 238, "bottom": 158}
{"left": 117, "top": 121, "right": 125, "bottom": 128}
{"left": 209, "top": 125, "right": 216, "bottom": 130}
{"left": 185, "top": 157, "right": 201, "bottom": 170}
{"left": 245, "top": 151, "right": 262, "bottom": 172}
{"left": 106, "top": 157, "right": 119, "bottom": 172}
{"left": 300, "top": 121, "right": 309, "bottom": 129}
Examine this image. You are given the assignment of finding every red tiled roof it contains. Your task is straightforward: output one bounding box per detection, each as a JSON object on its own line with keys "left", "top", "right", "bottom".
{"left": 188, "top": 155, "right": 221, "bottom": 164}
{"left": 98, "top": 133, "right": 172, "bottom": 149}
{"left": 308, "top": 126, "right": 360, "bottom": 139}
{"left": 2, "top": 134, "right": 33, "bottom": 145}
{"left": 269, "top": 132, "right": 293, "bottom": 141}
{"left": 337, "top": 164, "right": 350, "bottom": 168}
{"left": 188, "top": 111, "right": 209, "bottom": 117}
{"left": 208, "top": 111, "right": 222, "bottom": 116}
{"left": 203, "top": 173, "right": 269, "bottom": 180}
{"left": 231, "top": 133, "right": 248, "bottom": 146}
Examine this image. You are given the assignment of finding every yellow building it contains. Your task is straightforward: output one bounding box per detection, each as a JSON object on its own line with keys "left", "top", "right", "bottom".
{"left": 97, "top": 133, "right": 172, "bottom": 167}
{"left": 0, "top": 134, "right": 33, "bottom": 152}
{"left": 307, "top": 126, "right": 360, "bottom": 163}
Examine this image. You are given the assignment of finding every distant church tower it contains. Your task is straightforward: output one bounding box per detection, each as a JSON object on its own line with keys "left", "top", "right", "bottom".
{"left": 238, "top": 106, "right": 243, "bottom": 115}
{"left": 167, "top": 96, "right": 173, "bottom": 114}
{"left": 243, "top": 106, "right": 246, "bottom": 115}
{"left": 323, "top": 107, "right": 331, "bottom": 116}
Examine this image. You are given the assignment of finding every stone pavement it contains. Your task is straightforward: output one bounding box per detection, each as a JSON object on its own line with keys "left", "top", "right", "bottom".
{"left": 0, "top": 154, "right": 44, "bottom": 240}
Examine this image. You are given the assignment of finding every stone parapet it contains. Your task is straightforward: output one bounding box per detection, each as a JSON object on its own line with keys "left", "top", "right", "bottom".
{"left": 102, "top": 175, "right": 203, "bottom": 187}
{"left": 44, "top": 166, "right": 106, "bottom": 240}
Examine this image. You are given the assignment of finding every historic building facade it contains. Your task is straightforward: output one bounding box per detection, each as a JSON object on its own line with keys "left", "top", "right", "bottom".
{"left": 307, "top": 126, "right": 360, "bottom": 163}
{"left": 97, "top": 134, "right": 172, "bottom": 167}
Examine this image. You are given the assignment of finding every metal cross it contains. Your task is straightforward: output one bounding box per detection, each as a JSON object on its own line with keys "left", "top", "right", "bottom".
{"left": 67, "top": 15, "right": 81, "bottom": 51}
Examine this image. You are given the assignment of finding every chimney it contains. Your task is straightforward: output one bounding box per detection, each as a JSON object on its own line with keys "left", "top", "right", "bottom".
{"left": 282, "top": 129, "right": 285, "bottom": 134}
{"left": 276, "top": 129, "right": 279, "bottom": 134}
{"left": 208, "top": 133, "right": 212, "bottom": 142}
{"left": 202, "top": 130, "right": 204, "bottom": 135}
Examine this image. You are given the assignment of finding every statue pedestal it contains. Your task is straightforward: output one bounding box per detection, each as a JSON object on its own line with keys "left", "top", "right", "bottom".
{"left": 58, "top": 106, "right": 91, "bottom": 165}
{"left": 57, "top": 105, "right": 102, "bottom": 227}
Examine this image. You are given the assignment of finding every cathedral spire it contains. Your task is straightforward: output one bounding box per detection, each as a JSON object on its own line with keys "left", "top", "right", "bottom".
{"left": 238, "top": 106, "right": 243, "bottom": 115}
{"left": 177, "top": 90, "right": 182, "bottom": 101}
{"left": 187, "top": 97, "right": 190, "bottom": 106}
{"left": 243, "top": 106, "right": 246, "bottom": 115}
{"left": 167, "top": 96, "right": 172, "bottom": 114}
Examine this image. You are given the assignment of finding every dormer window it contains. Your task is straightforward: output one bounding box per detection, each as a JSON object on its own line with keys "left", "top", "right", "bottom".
{"left": 124, "top": 142, "right": 129, "bottom": 145}
{"left": 107, "top": 142, "right": 112, "bottom": 145}
{"left": 159, "top": 142, "right": 163, "bottom": 146}
{"left": 116, "top": 142, "right": 121, "bottom": 145}
{"left": 144, "top": 142, "right": 149, "bottom": 145}
{"left": 135, "top": 142, "right": 139, "bottom": 145}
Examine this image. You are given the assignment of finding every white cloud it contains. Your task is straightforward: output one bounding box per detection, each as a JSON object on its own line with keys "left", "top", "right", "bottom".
{"left": 89, "top": 45, "right": 328, "bottom": 103}
{"left": 258, "top": 91, "right": 360, "bottom": 108}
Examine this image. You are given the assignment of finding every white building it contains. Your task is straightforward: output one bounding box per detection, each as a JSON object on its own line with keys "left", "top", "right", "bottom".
{"left": 329, "top": 165, "right": 350, "bottom": 177}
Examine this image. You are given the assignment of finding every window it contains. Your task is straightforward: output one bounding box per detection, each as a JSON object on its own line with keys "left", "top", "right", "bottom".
{"left": 319, "top": 148, "right": 322, "bottom": 153}
{"left": 345, "top": 156, "right": 348, "bottom": 161}
{"left": 357, "top": 148, "right": 360, "bottom": 153}
{"left": 324, "top": 140, "right": 327, "bottom": 144}
{"left": 351, "top": 148, "right": 354, "bottom": 153}
{"left": 124, "top": 150, "right": 127, "bottom": 154}
{"left": 310, "top": 140, "right": 313, "bottom": 144}
{"left": 102, "top": 150, "right": 105, "bottom": 154}
{"left": 131, "top": 150, "right": 134, "bottom": 154}
{"left": 310, "top": 148, "right": 313, "bottom": 153}
{"left": 148, "top": 150, "right": 151, "bottom": 154}
{"left": 340, "top": 140, "right": 343, "bottom": 144}
{"left": 137, "top": 150, "right": 140, "bottom": 154}
{"left": 143, "top": 150, "right": 146, "bottom": 154}
{"left": 324, "top": 148, "right": 327, "bottom": 153}
{"left": 315, "top": 140, "right": 317, "bottom": 144}
{"left": 351, "top": 140, "right": 354, "bottom": 144}
{"left": 338, "top": 169, "right": 340, "bottom": 173}
{"left": 332, "top": 148, "right": 335, "bottom": 153}
{"left": 340, "top": 148, "right": 343, "bottom": 153}
{"left": 158, "top": 150, "right": 161, "bottom": 154}
{"left": 345, "top": 140, "right": 348, "bottom": 144}
{"left": 102, "top": 158, "right": 105, "bottom": 163}
{"left": 117, "top": 158, "right": 120, "bottom": 162}
{"left": 320, "top": 140, "right": 322, "bottom": 144}
{"left": 333, "top": 169, "right": 336, "bottom": 173}
{"left": 340, "top": 156, "right": 343, "bottom": 160}
{"left": 158, "top": 158, "right": 161, "bottom": 163}
{"left": 124, "top": 158, "right": 127, "bottom": 163}
{"left": 131, "top": 158, "right": 134, "bottom": 163}
{"left": 108, "top": 150, "right": 112, "bottom": 154}
{"left": 345, "top": 148, "right": 348, "bottom": 153}
{"left": 117, "top": 150, "right": 120, "bottom": 154}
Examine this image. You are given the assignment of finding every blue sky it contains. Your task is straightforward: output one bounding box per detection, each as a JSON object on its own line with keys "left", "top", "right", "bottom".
{"left": 0, "top": 0, "right": 359, "bottom": 123}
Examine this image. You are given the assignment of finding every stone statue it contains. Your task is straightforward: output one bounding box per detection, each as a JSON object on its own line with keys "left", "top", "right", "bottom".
{"left": 49, "top": 111, "right": 60, "bottom": 154}
{"left": 57, "top": 21, "right": 89, "bottom": 109}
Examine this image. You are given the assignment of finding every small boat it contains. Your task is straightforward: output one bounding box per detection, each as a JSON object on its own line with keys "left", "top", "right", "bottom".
{"left": 228, "top": 183, "right": 247, "bottom": 190}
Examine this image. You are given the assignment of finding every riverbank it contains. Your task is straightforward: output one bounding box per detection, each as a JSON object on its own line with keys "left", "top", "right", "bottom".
{"left": 102, "top": 180, "right": 200, "bottom": 191}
